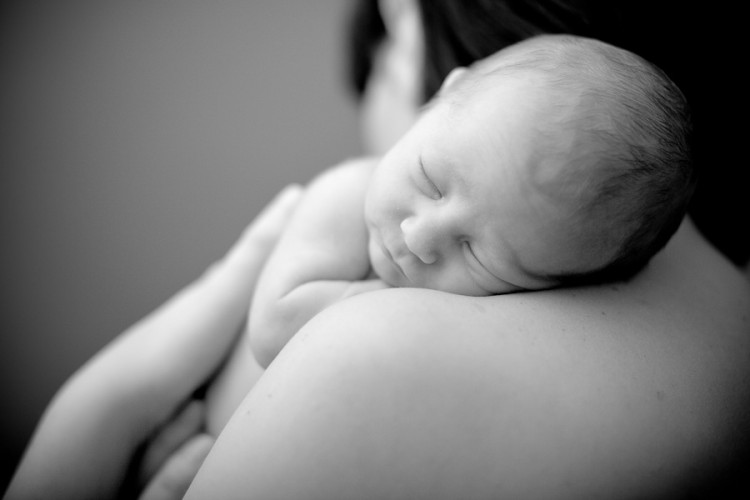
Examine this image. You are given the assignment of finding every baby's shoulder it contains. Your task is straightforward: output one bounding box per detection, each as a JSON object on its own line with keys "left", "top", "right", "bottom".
{"left": 298, "top": 156, "right": 379, "bottom": 213}
{"left": 318, "top": 155, "right": 379, "bottom": 182}
{"left": 307, "top": 156, "right": 379, "bottom": 198}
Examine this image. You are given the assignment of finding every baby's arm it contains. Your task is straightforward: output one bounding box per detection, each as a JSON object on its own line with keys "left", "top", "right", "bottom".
{"left": 249, "top": 157, "right": 388, "bottom": 367}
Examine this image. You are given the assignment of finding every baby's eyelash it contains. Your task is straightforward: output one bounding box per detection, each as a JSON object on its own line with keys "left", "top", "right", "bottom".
{"left": 419, "top": 157, "right": 442, "bottom": 200}
{"left": 463, "top": 241, "right": 477, "bottom": 264}
{"left": 464, "top": 241, "right": 490, "bottom": 275}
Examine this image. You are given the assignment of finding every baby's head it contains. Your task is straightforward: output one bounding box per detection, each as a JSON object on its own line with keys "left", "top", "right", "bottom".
{"left": 364, "top": 34, "right": 695, "bottom": 296}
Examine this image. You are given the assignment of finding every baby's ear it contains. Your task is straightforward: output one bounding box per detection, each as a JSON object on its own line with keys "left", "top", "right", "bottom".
{"left": 440, "top": 67, "right": 468, "bottom": 94}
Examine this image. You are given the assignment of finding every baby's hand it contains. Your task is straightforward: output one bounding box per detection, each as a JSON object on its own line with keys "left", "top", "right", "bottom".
{"left": 343, "top": 279, "right": 391, "bottom": 298}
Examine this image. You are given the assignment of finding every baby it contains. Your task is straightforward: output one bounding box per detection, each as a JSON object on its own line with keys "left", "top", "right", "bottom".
{"left": 248, "top": 34, "right": 695, "bottom": 367}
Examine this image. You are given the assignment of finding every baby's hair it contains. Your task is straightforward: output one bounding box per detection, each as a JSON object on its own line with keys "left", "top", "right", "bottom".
{"left": 455, "top": 35, "right": 696, "bottom": 285}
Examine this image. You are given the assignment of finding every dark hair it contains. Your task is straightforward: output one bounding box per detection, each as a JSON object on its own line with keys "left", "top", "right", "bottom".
{"left": 347, "top": 0, "right": 625, "bottom": 103}
{"left": 347, "top": 0, "right": 386, "bottom": 98}
{"left": 345, "top": 0, "right": 749, "bottom": 267}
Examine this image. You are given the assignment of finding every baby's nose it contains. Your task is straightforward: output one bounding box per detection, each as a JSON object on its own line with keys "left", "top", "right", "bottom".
{"left": 400, "top": 216, "right": 439, "bottom": 264}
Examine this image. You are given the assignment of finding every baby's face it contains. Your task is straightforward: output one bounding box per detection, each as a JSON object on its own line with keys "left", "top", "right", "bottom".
{"left": 364, "top": 79, "right": 602, "bottom": 295}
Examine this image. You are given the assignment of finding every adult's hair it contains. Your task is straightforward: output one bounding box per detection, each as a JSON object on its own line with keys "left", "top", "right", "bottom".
{"left": 346, "top": 0, "right": 748, "bottom": 266}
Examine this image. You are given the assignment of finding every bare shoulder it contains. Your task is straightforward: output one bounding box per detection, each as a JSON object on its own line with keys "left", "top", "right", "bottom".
{"left": 319, "top": 218, "right": 750, "bottom": 396}
{"left": 281, "top": 222, "right": 750, "bottom": 498}
{"left": 288, "top": 156, "right": 379, "bottom": 221}
{"left": 190, "top": 220, "right": 750, "bottom": 499}
{"left": 308, "top": 156, "right": 379, "bottom": 192}
{"left": 274, "top": 156, "right": 381, "bottom": 240}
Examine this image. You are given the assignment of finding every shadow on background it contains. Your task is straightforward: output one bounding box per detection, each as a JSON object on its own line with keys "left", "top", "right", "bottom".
{"left": 0, "top": 0, "right": 360, "bottom": 489}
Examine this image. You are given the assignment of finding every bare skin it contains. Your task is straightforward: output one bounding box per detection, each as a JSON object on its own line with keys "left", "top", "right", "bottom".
{"left": 198, "top": 3, "right": 750, "bottom": 494}
{"left": 196, "top": 217, "right": 750, "bottom": 499}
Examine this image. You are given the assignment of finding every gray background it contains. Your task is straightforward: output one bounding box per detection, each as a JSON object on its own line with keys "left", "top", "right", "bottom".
{"left": 1, "top": 0, "right": 360, "bottom": 488}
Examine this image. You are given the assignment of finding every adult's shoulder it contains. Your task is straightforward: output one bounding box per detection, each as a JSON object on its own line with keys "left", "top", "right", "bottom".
{"left": 190, "top": 219, "right": 750, "bottom": 499}
{"left": 288, "top": 218, "right": 750, "bottom": 496}
{"left": 336, "top": 217, "right": 750, "bottom": 352}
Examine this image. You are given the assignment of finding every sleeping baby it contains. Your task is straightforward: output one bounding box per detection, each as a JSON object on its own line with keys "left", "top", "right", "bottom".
{"left": 247, "top": 34, "right": 695, "bottom": 368}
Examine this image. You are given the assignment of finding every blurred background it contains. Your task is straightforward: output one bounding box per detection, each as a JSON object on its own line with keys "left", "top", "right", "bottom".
{"left": 1, "top": 0, "right": 360, "bottom": 489}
